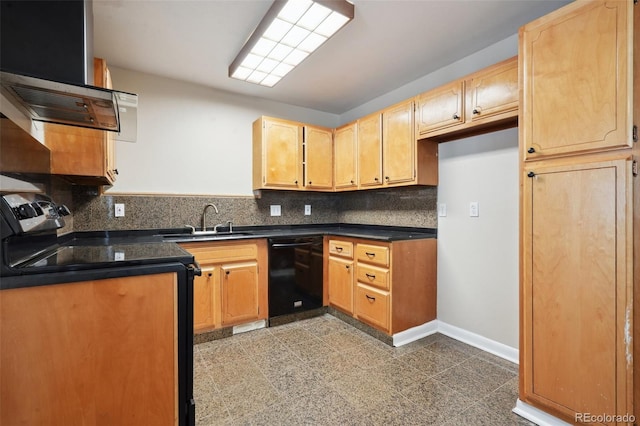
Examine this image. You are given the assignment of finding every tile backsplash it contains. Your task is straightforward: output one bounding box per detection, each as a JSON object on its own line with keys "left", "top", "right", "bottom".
{"left": 65, "top": 185, "right": 437, "bottom": 232}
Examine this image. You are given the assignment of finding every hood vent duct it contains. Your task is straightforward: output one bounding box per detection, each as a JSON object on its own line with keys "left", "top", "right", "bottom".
{"left": 0, "top": 0, "right": 137, "bottom": 133}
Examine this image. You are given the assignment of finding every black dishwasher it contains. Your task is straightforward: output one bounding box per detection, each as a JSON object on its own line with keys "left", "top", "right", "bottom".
{"left": 268, "top": 236, "right": 324, "bottom": 321}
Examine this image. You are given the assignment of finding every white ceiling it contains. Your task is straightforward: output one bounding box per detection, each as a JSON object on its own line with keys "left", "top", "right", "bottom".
{"left": 93, "top": 0, "right": 570, "bottom": 115}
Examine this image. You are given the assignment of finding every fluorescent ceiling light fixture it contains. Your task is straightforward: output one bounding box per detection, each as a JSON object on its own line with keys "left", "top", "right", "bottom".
{"left": 229, "top": 0, "right": 354, "bottom": 88}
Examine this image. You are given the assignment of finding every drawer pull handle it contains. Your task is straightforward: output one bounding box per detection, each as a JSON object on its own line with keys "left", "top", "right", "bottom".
{"left": 366, "top": 294, "right": 376, "bottom": 302}
{"left": 365, "top": 252, "right": 376, "bottom": 258}
{"left": 336, "top": 247, "right": 343, "bottom": 252}
{"left": 365, "top": 273, "right": 376, "bottom": 280}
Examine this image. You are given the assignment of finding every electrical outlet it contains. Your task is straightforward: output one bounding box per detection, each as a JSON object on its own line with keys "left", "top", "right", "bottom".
{"left": 304, "top": 205, "right": 311, "bottom": 215}
{"left": 270, "top": 205, "right": 281, "bottom": 216}
{"left": 438, "top": 203, "right": 447, "bottom": 217}
{"left": 469, "top": 201, "right": 479, "bottom": 217}
{"left": 114, "top": 203, "right": 125, "bottom": 217}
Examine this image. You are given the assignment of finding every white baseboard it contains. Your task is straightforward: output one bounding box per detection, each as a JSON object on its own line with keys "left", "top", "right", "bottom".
{"left": 513, "top": 400, "right": 572, "bottom": 426}
{"left": 437, "top": 321, "right": 519, "bottom": 364}
{"left": 392, "top": 319, "right": 438, "bottom": 347}
{"left": 233, "top": 319, "right": 266, "bottom": 334}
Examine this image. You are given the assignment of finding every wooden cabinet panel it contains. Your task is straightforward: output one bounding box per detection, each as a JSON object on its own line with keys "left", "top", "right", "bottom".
{"left": 355, "top": 284, "right": 390, "bottom": 333}
{"left": 305, "top": 125, "right": 333, "bottom": 190}
{"left": 181, "top": 240, "right": 267, "bottom": 332}
{"left": 334, "top": 122, "right": 358, "bottom": 190}
{"left": 466, "top": 57, "right": 518, "bottom": 124}
{"left": 253, "top": 116, "right": 303, "bottom": 190}
{"left": 356, "top": 263, "right": 389, "bottom": 291}
{"left": 194, "top": 265, "right": 217, "bottom": 331}
{"left": 357, "top": 113, "right": 383, "bottom": 188}
{"left": 520, "top": 1, "right": 632, "bottom": 159}
{"left": 383, "top": 100, "right": 415, "bottom": 185}
{"left": 522, "top": 157, "right": 632, "bottom": 420}
{"left": 356, "top": 243, "right": 389, "bottom": 267}
{"left": 416, "top": 80, "right": 464, "bottom": 137}
{"left": 328, "top": 255, "right": 354, "bottom": 314}
{"left": 0, "top": 274, "right": 178, "bottom": 425}
{"left": 328, "top": 239, "right": 353, "bottom": 258}
{"left": 221, "top": 262, "right": 259, "bottom": 326}
{"left": 46, "top": 58, "right": 117, "bottom": 185}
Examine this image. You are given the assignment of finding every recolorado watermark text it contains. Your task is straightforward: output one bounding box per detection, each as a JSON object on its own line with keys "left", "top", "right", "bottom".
{"left": 575, "top": 413, "right": 635, "bottom": 423}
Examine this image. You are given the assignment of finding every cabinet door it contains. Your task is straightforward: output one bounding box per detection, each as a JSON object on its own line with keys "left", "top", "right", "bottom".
{"left": 415, "top": 80, "right": 464, "bottom": 137}
{"left": 328, "top": 256, "right": 354, "bottom": 314}
{"left": 521, "top": 158, "right": 632, "bottom": 420}
{"left": 305, "top": 125, "right": 333, "bottom": 190}
{"left": 520, "top": 0, "right": 632, "bottom": 159}
{"left": 263, "top": 118, "right": 303, "bottom": 188}
{"left": 0, "top": 274, "right": 178, "bottom": 425}
{"left": 194, "top": 265, "right": 217, "bottom": 331}
{"left": 221, "top": 261, "right": 259, "bottom": 326}
{"left": 383, "top": 100, "right": 415, "bottom": 185}
{"left": 357, "top": 113, "right": 383, "bottom": 187}
{"left": 46, "top": 58, "right": 115, "bottom": 185}
{"left": 466, "top": 57, "right": 518, "bottom": 124}
{"left": 334, "top": 123, "right": 357, "bottom": 190}
{"left": 355, "top": 283, "right": 390, "bottom": 333}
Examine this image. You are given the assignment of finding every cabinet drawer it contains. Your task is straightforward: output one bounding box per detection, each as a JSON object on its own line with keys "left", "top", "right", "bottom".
{"left": 355, "top": 284, "right": 389, "bottom": 332}
{"left": 356, "top": 243, "right": 389, "bottom": 267}
{"left": 329, "top": 240, "right": 353, "bottom": 258}
{"left": 356, "top": 264, "right": 389, "bottom": 290}
{"left": 180, "top": 243, "right": 257, "bottom": 263}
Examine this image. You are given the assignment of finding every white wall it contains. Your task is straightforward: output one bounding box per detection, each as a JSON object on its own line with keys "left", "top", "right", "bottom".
{"left": 106, "top": 68, "right": 339, "bottom": 196}
{"left": 437, "top": 129, "right": 519, "bottom": 349}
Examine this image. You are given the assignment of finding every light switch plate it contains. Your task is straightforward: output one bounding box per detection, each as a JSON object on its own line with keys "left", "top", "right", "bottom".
{"left": 270, "top": 205, "right": 281, "bottom": 216}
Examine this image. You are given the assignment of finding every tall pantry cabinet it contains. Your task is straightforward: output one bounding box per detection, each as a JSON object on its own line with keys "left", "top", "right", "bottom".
{"left": 519, "top": 0, "right": 638, "bottom": 424}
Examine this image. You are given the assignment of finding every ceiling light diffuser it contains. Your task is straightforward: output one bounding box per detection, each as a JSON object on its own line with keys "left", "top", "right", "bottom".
{"left": 229, "top": 0, "right": 354, "bottom": 88}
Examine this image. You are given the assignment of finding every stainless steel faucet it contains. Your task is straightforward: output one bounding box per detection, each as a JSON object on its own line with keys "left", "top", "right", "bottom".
{"left": 202, "top": 203, "right": 219, "bottom": 231}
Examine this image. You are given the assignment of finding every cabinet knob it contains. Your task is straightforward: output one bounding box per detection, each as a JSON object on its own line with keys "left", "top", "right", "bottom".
{"left": 527, "top": 147, "right": 536, "bottom": 154}
{"left": 345, "top": 265, "right": 350, "bottom": 270}
{"left": 453, "top": 114, "right": 460, "bottom": 120}
{"left": 527, "top": 171, "right": 536, "bottom": 178}
{"left": 309, "top": 181, "right": 312, "bottom": 185}
{"left": 207, "top": 272, "right": 212, "bottom": 277}
{"left": 294, "top": 180, "right": 298, "bottom": 184}
{"left": 225, "top": 270, "right": 230, "bottom": 275}
{"left": 374, "top": 177, "right": 379, "bottom": 181}
{"left": 385, "top": 176, "right": 389, "bottom": 180}
{"left": 472, "top": 108, "right": 480, "bottom": 115}
{"left": 350, "top": 180, "right": 354, "bottom": 184}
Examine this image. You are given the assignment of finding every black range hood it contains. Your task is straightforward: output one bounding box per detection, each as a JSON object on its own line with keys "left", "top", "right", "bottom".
{"left": 0, "top": 0, "right": 137, "bottom": 133}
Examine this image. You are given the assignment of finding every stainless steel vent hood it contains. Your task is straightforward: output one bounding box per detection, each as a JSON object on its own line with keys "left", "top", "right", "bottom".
{"left": 0, "top": 0, "right": 137, "bottom": 133}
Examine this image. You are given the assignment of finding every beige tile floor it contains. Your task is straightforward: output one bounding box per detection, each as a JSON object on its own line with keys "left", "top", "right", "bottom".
{"left": 193, "top": 314, "right": 534, "bottom": 425}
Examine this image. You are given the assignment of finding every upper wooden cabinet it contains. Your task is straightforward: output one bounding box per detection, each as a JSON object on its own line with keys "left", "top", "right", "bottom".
{"left": 465, "top": 57, "right": 518, "bottom": 126}
{"left": 416, "top": 80, "right": 465, "bottom": 137}
{"left": 253, "top": 116, "right": 303, "bottom": 190}
{"left": 357, "top": 112, "right": 383, "bottom": 188}
{"left": 520, "top": 1, "right": 633, "bottom": 159}
{"left": 304, "top": 125, "right": 333, "bottom": 190}
{"left": 416, "top": 56, "right": 518, "bottom": 140}
{"left": 383, "top": 100, "right": 415, "bottom": 186}
{"left": 333, "top": 122, "right": 358, "bottom": 191}
{"left": 45, "top": 58, "right": 117, "bottom": 185}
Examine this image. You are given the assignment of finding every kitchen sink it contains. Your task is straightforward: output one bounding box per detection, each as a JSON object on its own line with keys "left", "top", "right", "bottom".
{"left": 161, "top": 230, "right": 254, "bottom": 242}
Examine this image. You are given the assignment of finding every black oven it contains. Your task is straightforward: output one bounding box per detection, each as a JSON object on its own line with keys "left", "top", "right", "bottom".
{"left": 268, "top": 236, "right": 324, "bottom": 322}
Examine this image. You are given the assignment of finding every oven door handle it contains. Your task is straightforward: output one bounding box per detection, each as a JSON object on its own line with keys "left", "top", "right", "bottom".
{"left": 187, "top": 260, "right": 202, "bottom": 277}
{"left": 270, "top": 242, "right": 317, "bottom": 249}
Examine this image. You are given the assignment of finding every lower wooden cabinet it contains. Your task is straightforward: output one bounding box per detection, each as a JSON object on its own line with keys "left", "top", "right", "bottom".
{"left": 0, "top": 273, "right": 179, "bottom": 425}
{"left": 181, "top": 239, "right": 268, "bottom": 332}
{"left": 326, "top": 236, "right": 437, "bottom": 335}
{"left": 327, "top": 239, "right": 355, "bottom": 314}
{"left": 521, "top": 155, "right": 634, "bottom": 422}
